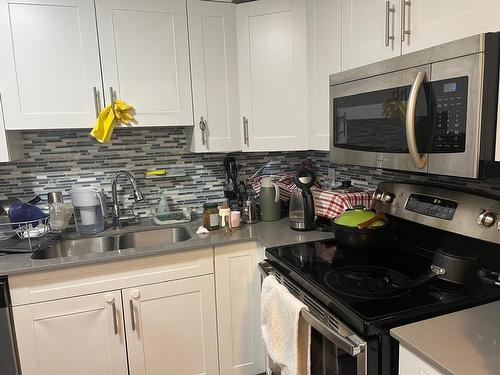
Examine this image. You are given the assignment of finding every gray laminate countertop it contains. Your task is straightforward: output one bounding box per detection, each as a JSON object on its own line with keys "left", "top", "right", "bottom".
{"left": 0, "top": 218, "right": 335, "bottom": 276}
{"left": 391, "top": 301, "right": 500, "bottom": 375}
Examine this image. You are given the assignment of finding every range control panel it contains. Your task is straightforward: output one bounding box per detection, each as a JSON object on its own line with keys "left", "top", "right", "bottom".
{"left": 373, "top": 182, "right": 500, "bottom": 245}
{"left": 430, "top": 76, "right": 468, "bottom": 153}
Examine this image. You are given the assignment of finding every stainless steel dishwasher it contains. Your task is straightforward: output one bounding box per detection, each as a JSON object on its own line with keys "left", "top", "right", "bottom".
{"left": 0, "top": 277, "right": 20, "bottom": 375}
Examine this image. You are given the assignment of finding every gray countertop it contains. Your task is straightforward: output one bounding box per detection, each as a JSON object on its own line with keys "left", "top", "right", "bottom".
{"left": 391, "top": 301, "right": 500, "bottom": 375}
{"left": 0, "top": 218, "right": 335, "bottom": 276}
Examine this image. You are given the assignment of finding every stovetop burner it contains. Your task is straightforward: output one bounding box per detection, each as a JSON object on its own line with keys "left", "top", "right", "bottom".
{"left": 325, "top": 266, "right": 411, "bottom": 298}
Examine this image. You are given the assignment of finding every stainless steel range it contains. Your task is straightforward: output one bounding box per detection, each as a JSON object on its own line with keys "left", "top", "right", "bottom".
{"left": 261, "top": 182, "right": 500, "bottom": 374}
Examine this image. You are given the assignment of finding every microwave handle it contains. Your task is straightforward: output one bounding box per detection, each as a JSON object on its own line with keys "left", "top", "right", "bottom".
{"left": 406, "top": 71, "right": 428, "bottom": 169}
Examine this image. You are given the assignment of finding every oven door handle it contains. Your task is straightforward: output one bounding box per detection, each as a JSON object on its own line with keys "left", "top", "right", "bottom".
{"left": 406, "top": 71, "right": 428, "bottom": 169}
{"left": 301, "top": 309, "right": 365, "bottom": 356}
{"left": 258, "top": 262, "right": 366, "bottom": 357}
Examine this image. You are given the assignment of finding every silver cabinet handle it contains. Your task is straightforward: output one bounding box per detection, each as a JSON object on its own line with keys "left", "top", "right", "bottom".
{"left": 105, "top": 294, "right": 118, "bottom": 335}
{"left": 243, "top": 116, "right": 249, "bottom": 147}
{"left": 129, "top": 299, "right": 136, "bottom": 331}
{"left": 401, "top": 0, "right": 411, "bottom": 42}
{"left": 92, "top": 87, "right": 102, "bottom": 118}
{"left": 385, "top": 1, "right": 395, "bottom": 47}
{"left": 199, "top": 116, "right": 207, "bottom": 147}
{"left": 406, "top": 71, "right": 428, "bottom": 169}
{"left": 129, "top": 289, "right": 140, "bottom": 331}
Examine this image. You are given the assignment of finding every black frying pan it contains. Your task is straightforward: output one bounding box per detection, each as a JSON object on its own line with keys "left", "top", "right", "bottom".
{"left": 387, "top": 248, "right": 480, "bottom": 288}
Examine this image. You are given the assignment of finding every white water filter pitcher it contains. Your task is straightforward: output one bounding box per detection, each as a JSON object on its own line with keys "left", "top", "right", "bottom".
{"left": 70, "top": 187, "right": 107, "bottom": 234}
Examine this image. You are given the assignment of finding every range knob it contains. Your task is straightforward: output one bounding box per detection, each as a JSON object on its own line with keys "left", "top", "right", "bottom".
{"left": 477, "top": 210, "right": 497, "bottom": 227}
{"left": 374, "top": 192, "right": 394, "bottom": 203}
{"left": 381, "top": 192, "right": 394, "bottom": 203}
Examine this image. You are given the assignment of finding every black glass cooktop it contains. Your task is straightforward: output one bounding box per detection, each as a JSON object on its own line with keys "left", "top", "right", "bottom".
{"left": 266, "top": 240, "right": 500, "bottom": 335}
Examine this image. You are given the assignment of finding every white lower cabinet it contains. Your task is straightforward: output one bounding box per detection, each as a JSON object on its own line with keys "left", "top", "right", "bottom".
{"left": 11, "top": 243, "right": 267, "bottom": 375}
{"left": 215, "top": 241, "right": 265, "bottom": 375}
{"left": 13, "top": 290, "right": 128, "bottom": 375}
{"left": 399, "top": 345, "right": 444, "bottom": 375}
{"left": 123, "top": 275, "right": 219, "bottom": 375}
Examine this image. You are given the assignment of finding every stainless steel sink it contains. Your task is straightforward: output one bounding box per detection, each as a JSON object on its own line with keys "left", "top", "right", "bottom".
{"left": 31, "top": 226, "right": 191, "bottom": 260}
{"left": 118, "top": 227, "right": 191, "bottom": 249}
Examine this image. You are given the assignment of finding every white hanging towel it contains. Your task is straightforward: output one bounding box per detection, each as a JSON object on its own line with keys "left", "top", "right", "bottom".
{"left": 261, "top": 275, "right": 311, "bottom": 375}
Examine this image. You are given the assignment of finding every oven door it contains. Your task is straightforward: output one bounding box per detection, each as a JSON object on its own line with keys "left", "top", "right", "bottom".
{"left": 259, "top": 261, "right": 368, "bottom": 375}
{"left": 330, "top": 66, "right": 431, "bottom": 173}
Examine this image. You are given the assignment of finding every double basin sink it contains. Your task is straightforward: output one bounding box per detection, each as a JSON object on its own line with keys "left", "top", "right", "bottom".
{"left": 32, "top": 226, "right": 192, "bottom": 260}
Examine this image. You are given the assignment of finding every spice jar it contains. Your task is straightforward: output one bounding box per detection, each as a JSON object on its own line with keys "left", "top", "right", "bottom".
{"left": 203, "top": 203, "right": 220, "bottom": 231}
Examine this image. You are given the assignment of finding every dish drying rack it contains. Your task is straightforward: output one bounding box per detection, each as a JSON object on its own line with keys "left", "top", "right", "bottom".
{"left": 0, "top": 217, "right": 54, "bottom": 253}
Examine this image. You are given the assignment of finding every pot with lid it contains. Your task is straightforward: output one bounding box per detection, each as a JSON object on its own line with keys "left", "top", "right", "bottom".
{"left": 332, "top": 206, "right": 387, "bottom": 250}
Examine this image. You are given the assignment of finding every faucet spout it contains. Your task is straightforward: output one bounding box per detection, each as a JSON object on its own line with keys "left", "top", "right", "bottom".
{"left": 111, "top": 170, "right": 145, "bottom": 229}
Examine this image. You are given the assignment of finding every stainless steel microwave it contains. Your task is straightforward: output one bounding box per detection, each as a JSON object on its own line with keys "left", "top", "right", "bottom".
{"left": 330, "top": 33, "right": 500, "bottom": 179}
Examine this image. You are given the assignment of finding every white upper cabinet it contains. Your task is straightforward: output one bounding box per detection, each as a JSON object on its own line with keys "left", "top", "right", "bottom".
{"left": 188, "top": 0, "right": 241, "bottom": 152}
{"left": 96, "top": 0, "right": 193, "bottom": 127}
{"left": 123, "top": 275, "right": 219, "bottom": 375}
{"left": 236, "top": 0, "right": 308, "bottom": 151}
{"left": 342, "top": 0, "right": 401, "bottom": 70}
{"left": 402, "top": 0, "right": 500, "bottom": 54}
{"left": 13, "top": 291, "right": 128, "bottom": 375}
{"left": 307, "top": 0, "right": 342, "bottom": 151}
{"left": 0, "top": 98, "right": 22, "bottom": 162}
{"left": 0, "top": 0, "right": 103, "bottom": 130}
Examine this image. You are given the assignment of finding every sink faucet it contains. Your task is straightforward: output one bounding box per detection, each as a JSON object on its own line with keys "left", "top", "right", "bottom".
{"left": 111, "top": 170, "right": 145, "bottom": 229}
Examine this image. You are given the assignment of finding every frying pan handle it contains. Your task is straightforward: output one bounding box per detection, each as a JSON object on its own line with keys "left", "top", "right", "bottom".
{"left": 387, "top": 265, "right": 445, "bottom": 289}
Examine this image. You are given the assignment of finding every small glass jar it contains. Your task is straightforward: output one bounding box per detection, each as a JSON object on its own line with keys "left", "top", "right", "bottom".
{"left": 203, "top": 203, "right": 220, "bottom": 231}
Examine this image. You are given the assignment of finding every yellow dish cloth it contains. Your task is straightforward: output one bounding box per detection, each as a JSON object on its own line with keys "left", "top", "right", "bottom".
{"left": 90, "top": 100, "right": 135, "bottom": 143}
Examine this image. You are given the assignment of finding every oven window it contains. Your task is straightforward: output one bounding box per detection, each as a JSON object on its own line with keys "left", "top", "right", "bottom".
{"left": 333, "top": 85, "right": 429, "bottom": 153}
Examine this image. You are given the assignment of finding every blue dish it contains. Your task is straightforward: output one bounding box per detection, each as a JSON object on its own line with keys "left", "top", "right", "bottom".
{"left": 8, "top": 202, "right": 48, "bottom": 228}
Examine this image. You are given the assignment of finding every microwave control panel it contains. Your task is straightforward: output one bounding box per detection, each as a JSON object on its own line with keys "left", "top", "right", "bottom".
{"left": 430, "top": 76, "right": 468, "bottom": 153}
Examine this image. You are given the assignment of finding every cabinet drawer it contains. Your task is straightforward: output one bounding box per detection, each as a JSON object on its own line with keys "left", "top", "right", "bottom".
{"left": 9, "top": 248, "right": 214, "bottom": 306}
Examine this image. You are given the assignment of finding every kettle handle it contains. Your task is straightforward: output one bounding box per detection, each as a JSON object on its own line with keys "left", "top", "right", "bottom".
{"left": 272, "top": 183, "right": 280, "bottom": 203}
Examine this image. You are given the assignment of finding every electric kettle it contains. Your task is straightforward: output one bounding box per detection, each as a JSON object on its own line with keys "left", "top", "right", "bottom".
{"left": 289, "top": 168, "right": 316, "bottom": 231}
{"left": 70, "top": 187, "right": 107, "bottom": 234}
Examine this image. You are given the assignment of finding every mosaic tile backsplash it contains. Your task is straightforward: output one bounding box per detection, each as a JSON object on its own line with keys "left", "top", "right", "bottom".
{"left": 309, "top": 151, "right": 500, "bottom": 198}
{"left": 1, "top": 128, "right": 499, "bottom": 221}
{"left": 0, "top": 128, "right": 308, "bottom": 216}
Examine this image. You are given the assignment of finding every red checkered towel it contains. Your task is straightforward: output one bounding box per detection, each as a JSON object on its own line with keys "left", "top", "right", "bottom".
{"left": 251, "top": 173, "right": 373, "bottom": 219}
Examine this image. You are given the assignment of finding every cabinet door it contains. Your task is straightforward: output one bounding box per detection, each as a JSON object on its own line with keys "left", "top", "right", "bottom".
{"left": 188, "top": 0, "right": 241, "bottom": 153}
{"left": 0, "top": 0, "right": 103, "bottom": 130}
{"left": 12, "top": 291, "right": 127, "bottom": 375}
{"left": 399, "top": 345, "right": 445, "bottom": 375}
{"left": 342, "top": 0, "right": 401, "bottom": 70}
{"left": 236, "top": 0, "right": 308, "bottom": 151}
{"left": 0, "top": 99, "right": 22, "bottom": 162}
{"left": 307, "top": 0, "right": 342, "bottom": 151}
{"left": 124, "top": 275, "right": 219, "bottom": 375}
{"left": 402, "top": 0, "right": 500, "bottom": 54}
{"left": 96, "top": 0, "right": 193, "bottom": 127}
{"left": 215, "top": 241, "right": 265, "bottom": 375}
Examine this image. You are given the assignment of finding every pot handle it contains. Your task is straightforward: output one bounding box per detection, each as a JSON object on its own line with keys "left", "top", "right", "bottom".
{"left": 387, "top": 265, "right": 445, "bottom": 289}
{"left": 356, "top": 213, "right": 388, "bottom": 229}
